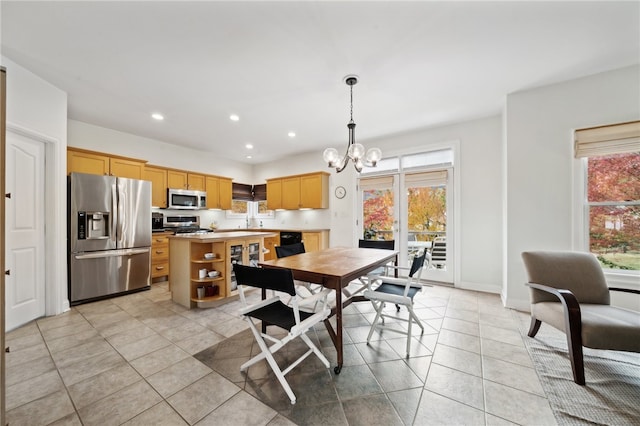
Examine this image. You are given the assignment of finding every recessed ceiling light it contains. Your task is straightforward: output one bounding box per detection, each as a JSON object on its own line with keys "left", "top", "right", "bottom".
{"left": 245, "top": 144, "right": 253, "bottom": 149}
{"left": 230, "top": 114, "right": 240, "bottom": 121}
{"left": 246, "top": 155, "right": 252, "bottom": 159}
{"left": 151, "top": 113, "right": 164, "bottom": 121}
{"left": 288, "top": 132, "right": 296, "bottom": 138}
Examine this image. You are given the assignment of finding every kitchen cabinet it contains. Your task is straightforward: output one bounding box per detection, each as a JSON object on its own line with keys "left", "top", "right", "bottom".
{"left": 169, "top": 231, "right": 274, "bottom": 308}
{"left": 302, "top": 231, "right": 329, "bottom": 252}
{"left": 167, "top": 169, "right": 206, "bottom": 191}
{"left": 266, "top": 178, "right": 282, "bottom": 210}
{"left": 263, "top": 235, "right": 280, "bottom": 261}
{"left": 151, "top": 232, "right": 171, "bottom": 280}
{"left": 300, "top": 173, "right": 329, "bottom": 209}
{"left": 266, "top": 171, "right": 329, "bottom": 210}
{"left": 143, "top": 165, "right": 168, "bottom": 208}
{"left": 282, "top": 176, "right": 301, "bottom": 209}
{"left": 67, "top": 148, "right": 146, "bottom": 179}
{"left": 226, "top": 237, "right": 262, "bottom": 297}
{"left": 170, "top": 239, "right": 227, "bottom": 308}
{"left": 205, "top": 176, "right": 233, "bottom": 210}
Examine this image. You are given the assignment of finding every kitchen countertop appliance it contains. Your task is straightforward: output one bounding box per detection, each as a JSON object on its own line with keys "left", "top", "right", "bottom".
{"left": 163, "top": 214, "right": 213, "bottom": 235}
{"left": 152, "top": 212, "right": 164, "bottom": 232}
{"left": 68, "top": 172, "right": 151, "bottom": 304}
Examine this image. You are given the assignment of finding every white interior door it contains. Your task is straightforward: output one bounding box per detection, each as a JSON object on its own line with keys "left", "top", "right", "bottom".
{"left": 5, "top": 130, "right": 45, "bottom": 330}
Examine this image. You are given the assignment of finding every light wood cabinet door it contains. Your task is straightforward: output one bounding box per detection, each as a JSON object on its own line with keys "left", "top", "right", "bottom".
{"left": 219, "top": 178, "right": 232, "bottom": 210}
{"left": 302, "top": 231, "right": 328, "bottom": 252}
{"left": 205, "top": 176, "right": 232, "bottom": 210}
{"left": 205, "top": 176, "right": 220, "bottom": 209}
{"left": 263, "top": 236, "right": 279, "bottom": 261}
{"left": 110, "top": 157, "right": 145, "bottom": 180}
{"left": 67, "top": 149, "right": 110, "bottom": 176}
{"left": 143, "top": 165, "right": 168, "bottom": 208}
{"left": 300, "top": 173, "right": 329, "bottom": 209}
{"left": 188, "top": 173, "right": 205, "bottom": 191}
{"left": 267, "top": 179, "right": 282, "bottom": 210}
{"left": 168, "top": 170, "right": 188, "bottom": 189}
{"left": 282, "top": 176, "right": 301, "bottom": 209}
{"left": 302, "top": 232, "right": 320, "bottom": 252}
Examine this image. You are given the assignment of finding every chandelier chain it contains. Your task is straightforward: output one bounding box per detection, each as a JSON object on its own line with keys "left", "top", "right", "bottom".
{"left": 350, "top": 84, "right": 354, "bottom": 122}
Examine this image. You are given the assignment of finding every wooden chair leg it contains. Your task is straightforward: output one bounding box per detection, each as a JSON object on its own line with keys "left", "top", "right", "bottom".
{"left": 528, "top": 317, "right": 541, "bottom": 337}
{"left": 565, "top": 314, "right": 586, "bottom": 385}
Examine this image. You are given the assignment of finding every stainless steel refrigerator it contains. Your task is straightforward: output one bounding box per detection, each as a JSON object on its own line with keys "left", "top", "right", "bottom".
{"left": 68, "top": 172, "right": 151, "bottom": 304}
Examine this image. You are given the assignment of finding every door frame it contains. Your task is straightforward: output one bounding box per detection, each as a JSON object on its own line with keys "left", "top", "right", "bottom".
{"left": 6, "top": 122, "right": 67, "bottom": 325}
{"left": 355, "top": 141, "right": 461, "bottom": 286}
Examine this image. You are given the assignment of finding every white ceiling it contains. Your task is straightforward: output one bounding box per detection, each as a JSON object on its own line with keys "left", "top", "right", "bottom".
{"left": 2, "top": 1, "right": 638, "bottom": 165}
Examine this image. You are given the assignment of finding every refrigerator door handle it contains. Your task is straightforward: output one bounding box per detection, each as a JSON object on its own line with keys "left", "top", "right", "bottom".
{"left": 112, "top": 181, "right": 119, "bottom": 246}
{"left": 74, "top": 248, "right": 150, "bottom": 260}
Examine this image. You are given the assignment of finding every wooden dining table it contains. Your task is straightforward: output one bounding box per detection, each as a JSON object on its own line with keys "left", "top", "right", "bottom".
{"left": 259, "top": 246, "right": 398, "bottom": 374}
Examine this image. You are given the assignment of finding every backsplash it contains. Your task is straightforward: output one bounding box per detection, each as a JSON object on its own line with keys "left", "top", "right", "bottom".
{"left": 152, "top": 208, "right": 331, "bottom": 230}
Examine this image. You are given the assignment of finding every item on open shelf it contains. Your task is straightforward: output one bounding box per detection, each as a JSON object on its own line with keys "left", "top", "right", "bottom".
{"left": 205, "top": 285, "right": 219, "bottom": 297}
{"left": 199, "top": 268, "right": 207, "bottom": 278}
{"left": 208, "top": 270, "right": 219, "bottom": 278}
{"left": 204, "top": 252, "right": 215, "bottom": 259}
{"left": 196, "top": 286, "right": 205, "bottom": 299}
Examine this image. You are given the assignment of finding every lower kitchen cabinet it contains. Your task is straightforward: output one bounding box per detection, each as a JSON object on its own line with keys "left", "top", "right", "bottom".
{"left": 170, "top": 239, "right": 227, "bottom": 308}
{"left": 226, "top": 238, "right": 262, "bottom": 297}
{"left": 263, "top": 235, "right": 279, "bottom": 261}
{"left": 302, "top": 231, "right": 329, "bottom": 252}
{"left": 151, "top": 232, "right": 171, "bottom": 280}
{"left": 169, "top": 232, "right": 273, "bottom": 309}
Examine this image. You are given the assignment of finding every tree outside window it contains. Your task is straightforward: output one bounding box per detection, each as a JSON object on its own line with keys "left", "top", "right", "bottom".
{"left": 587, "top": 152, "right": 640, "bottom": 270}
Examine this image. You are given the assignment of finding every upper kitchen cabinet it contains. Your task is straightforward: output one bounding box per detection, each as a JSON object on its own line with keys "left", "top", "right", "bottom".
{"left": 167, "top": 169, "right": 205, "bottom": 191}
{"left": 67, "top": 148, "right": 146, "bottom": 179}
{"left": 143, "top": 165, "right": 168, "bottom": 208}
{"left": 282, "top": 176, "right": 301, "bottom": 209}
{"left": 267, "top": 171, "right": 329, "bottom": 210}
{"left": 205, "top": 175, "right": 232, "bottom": 210}
{"left": 266, "top": 178, "right": 282, "bottom": 211}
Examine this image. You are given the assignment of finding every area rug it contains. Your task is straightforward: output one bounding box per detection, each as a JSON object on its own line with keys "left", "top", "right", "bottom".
{"left": 523, "top": 326, "right": 640, "bottom": 425}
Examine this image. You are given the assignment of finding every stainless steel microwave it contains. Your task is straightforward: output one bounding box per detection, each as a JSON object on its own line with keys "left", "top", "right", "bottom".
{"left": 167, "top": 188, "right": 206, "bottom": 210}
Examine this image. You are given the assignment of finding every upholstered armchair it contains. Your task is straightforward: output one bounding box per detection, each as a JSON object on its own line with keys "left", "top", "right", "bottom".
{"left": 521, "top": 251, "right": 640, "bottom": 385}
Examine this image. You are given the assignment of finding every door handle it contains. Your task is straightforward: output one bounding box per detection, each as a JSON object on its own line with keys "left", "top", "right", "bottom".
{"left": 4, "top": 270, "right": 9, "bottom": 275}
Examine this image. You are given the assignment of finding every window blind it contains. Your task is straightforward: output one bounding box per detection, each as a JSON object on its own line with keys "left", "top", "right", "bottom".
{"left": 574, "top": 120, "right": 640, "bottom": 158}
{"left": 404, "top": 170, "right": 448, "bottom": 188}
{"left": 359, "top": 175, "right": 394, "bottom": 191}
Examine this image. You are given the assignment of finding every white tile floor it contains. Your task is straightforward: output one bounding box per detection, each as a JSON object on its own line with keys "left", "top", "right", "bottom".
{"left": 5, "top": 281, "right": 557, "bottom": 425}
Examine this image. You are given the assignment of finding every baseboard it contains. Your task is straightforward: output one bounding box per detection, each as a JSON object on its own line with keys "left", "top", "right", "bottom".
{"left": 456, "top": 280, "right": 502, "bottom": 295}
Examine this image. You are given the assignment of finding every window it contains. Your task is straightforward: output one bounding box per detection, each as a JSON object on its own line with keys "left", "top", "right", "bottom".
{"left": 575, "top": 121, "right": 640, "bottom": 271}
{"left": 226, "top": 200, "right": 273, "bottom": 219}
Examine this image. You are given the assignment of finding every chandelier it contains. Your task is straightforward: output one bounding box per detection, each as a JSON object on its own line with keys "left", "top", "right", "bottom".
{"left": 323, "top": 75, "right": 381, "bottom": 173}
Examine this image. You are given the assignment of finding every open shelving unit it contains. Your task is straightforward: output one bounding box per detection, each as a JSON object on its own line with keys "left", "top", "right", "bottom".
{"left": 189, "top": 241, "right": 226, "bottom": 306}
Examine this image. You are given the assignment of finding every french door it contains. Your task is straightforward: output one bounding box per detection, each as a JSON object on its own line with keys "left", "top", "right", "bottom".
{"left": 358, "top": 168, "right": 453, "bottom": 284}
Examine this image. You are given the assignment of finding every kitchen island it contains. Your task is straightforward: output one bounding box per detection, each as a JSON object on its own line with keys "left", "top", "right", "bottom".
{"left": 169, "top": 231, "right": 277, "bottom": 308}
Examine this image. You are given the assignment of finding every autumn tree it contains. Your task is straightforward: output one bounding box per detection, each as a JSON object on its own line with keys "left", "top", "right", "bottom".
{"left": 363, "top": 189, "right": 393, "bottom": 238}
{"left": 588, "top": 152, "right": 640, "bottom": 261}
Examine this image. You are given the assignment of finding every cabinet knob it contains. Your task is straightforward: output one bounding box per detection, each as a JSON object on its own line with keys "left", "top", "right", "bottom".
{"left": 155, "top": 250, "right": 164, "bottom": 254}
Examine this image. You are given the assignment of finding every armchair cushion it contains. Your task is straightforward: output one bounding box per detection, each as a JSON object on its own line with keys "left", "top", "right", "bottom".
{"left": 532, "top": 302, "right": 640, "bottom": 351}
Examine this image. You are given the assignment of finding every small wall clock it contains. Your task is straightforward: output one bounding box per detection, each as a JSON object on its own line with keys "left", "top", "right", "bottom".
{"left": 335, "top": 186, "right": 346, "bottom": 199}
